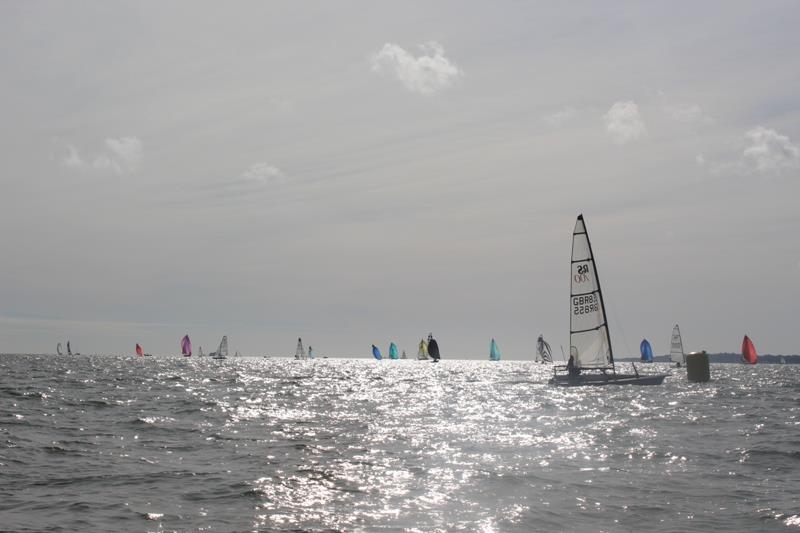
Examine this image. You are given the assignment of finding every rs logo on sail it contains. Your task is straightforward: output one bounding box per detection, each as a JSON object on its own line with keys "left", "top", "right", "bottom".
{"left": 574, "top": 264, "right": 590, "bottom": 283}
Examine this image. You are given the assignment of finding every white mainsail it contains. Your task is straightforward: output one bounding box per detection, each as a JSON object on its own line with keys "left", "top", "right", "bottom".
{"left": 570, "top": 215, "right": 613, "bottom": 369}
{"left": 670, "top": 325, "right": 685, "bottom": 364}
{"left": 212, "top": 336, "right": 228, "bottom": 359}
{"left": 57, "top": 343, "right": 62, "bottom": 356}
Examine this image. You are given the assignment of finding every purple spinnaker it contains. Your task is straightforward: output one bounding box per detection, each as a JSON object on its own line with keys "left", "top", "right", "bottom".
{"left": 181, "top": 335, "right": 192, "bottom": 356}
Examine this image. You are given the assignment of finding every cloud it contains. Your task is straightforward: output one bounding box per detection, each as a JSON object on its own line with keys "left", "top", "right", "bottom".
{"left": 61, "top": 136, "right": 142, "bottom": 174}
{"left": 603, "top": 101, "right": 646, "bottom": 145}
{"left": 742, "top": 126, "right": 799, "bottom": 174}
{"left": 664, "top": 103, "right": 712, "bottom": 124}
{"left": 370, "top": 41, "right": 463, "bottom": 95}
{"left": 544, "top": 106, "right": 577, "bottom": 127}
{"left": 239, "top": 163, "right": 287, "bottom": 184}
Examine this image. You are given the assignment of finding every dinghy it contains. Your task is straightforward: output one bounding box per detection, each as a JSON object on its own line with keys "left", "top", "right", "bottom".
{"left": 489, "top": 338, "right": 501, "bottom": 361}
{"left": 417, "top": 339, "right": 429, "bottom": 360}
{"left": 295, "top": 338, "right": 306, "bottom": 360}
{"left": 550, "top": 215, "right": 667, "bottom": 386}
{"left": 640, "top": 339, "right": 653, "bottom": 362}
{"left": 742, "top": 335, "right": 758, "bottom": 364}
{"left": 536, "top": 335, "right": 552, "bottom": 363}
{"left": 389, "top": 342, "right": 399, "bottom": 360}
{"left": 372, "top": 344, "right": 382, "bottom": 360}
{"left": 136, "top": 343, "right": 143, "bottom": 357}
{"left": 428, "top": 334, "right": 441, "bottom": 363}
{"left": 211, "top": 336, "right": 229, "bottom": 359}
{"left": 307, "top": 347, "right": 314, "bottom": 359}
{"left": 670, "top": 325, "right": 686, "bottom": 367}
{"left": 181, "top": 335, "right": 192, "bottom": 357}
{"left": 57, "top": 343, "right": 62, "bottom": 356}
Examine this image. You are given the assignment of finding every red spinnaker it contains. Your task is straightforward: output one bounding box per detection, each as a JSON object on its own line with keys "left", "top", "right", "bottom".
{"left": 135, "top": 343, "right": 143, "bottom": 357}
{"left": 742, "top": 335, "right": 758, "bottom": 364}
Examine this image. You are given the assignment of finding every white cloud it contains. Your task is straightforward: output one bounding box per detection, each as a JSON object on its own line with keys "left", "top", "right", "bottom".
{"left": 544, "top": 106, "right": 577, "bottom": 127}
{"left": 370, "top": 41, "right": 463, "bottom": 95}
{"left": 742, "top": 126, "right": 799, "bottom": 174}
{"left": 664, "top": 103, "right": 711, "bottom": 124}
{"left": 239, "top": 163, "right": 287, "bottom": 183}
{"left": 61, "top": 136, "right": 142, "bottom": 174}
{"left": 62, "top": 145, "right": 84, "bottom": 168}
{"left": 604, "top": 101, "right": 646, "bottom": 145}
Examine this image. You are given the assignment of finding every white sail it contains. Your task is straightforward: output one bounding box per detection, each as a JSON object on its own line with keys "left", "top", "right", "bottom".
{"left": 670, "top": 325, "right": 685, "bottom": 364}
{"left": 199, "top": 346, "right": 204, "bottom": 357}
{"left": 295, "top": 338, "right": 306, "bottom": 359}
{"left": 570, "top": 215, "right": 613, "bottom": 369}
{"left": 219, "top": 336, "right": 228, "bottom": 358}
{"left": 57, "top": 343, "right": 62, "bottom": 356}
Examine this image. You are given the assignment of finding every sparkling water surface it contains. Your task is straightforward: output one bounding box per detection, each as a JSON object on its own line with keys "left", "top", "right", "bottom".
{"left": 1, "top": 355, "right": 799, "bottom": 532}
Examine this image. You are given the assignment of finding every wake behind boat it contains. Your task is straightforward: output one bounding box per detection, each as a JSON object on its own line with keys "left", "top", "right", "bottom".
{"left": 550, "top": 215, "right": 667, "bottom": 387}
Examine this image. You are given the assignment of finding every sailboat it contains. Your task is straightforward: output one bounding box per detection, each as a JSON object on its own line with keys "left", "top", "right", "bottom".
{"left": 307, "top": 346, "right": 314, "bottom": 359}
{"left": 211, "top": 336, "right": 228, "bottom": 359}
{"left": 235, "top": 350, "right": 241, "bottom": 358}
{"left": 67, "top": 341, "right": 72, "bottom": 356}
{"left": 428, "top": 334, "right": 441, "bottom": 363}
{"left": 417, "top": 339, "right": 429, "bottom": 360}
{"left": 136, "top": 343, "right": 143, "bottom": 357}
{"left": 389, "top": 342, "right": 399, "bottom": 360}
{"left": 57, "top": 343, "right": 63, "bottom": 356}
{"left": 550, "top": 215, "right": 667, "bottom": 386}
{"left": 181, "top": 335, "right": 192, "bottom": 357}
{"left": 536, "top": 335, "right": 552, "bottom": 363}
{"left": 670, "top": 325, "right": 686, "bottom": 367}
{"left": 198, "top": 346, "right": 204, "bottom": 357}
{"left": 372, "top": 344, "right": 382, "bottom": 360}
{"left": 640, "top": 339, "right": 653, "bottom": 363}
{"left": 742, "top": 335, "right": 758, "bottom": 364}
{"left": 489, "top": 339, "right": 501, "bottom": 361}
{"left": 295, "top": 338, "right": 306, "bottom": 360}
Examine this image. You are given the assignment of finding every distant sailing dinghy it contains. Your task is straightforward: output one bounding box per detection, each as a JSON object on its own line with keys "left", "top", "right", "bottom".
{"left": 211, "top": 336, "right": 229, "bottom": 360}
{"left": 536, "top": 335, "right": 552, "bottom": 363}
{"left": 372, "top": 344, "right": 382, "bottom": 360}
{"left": 401, "top": 350, "right": 407, "bottom": 360}
{"left": 181, "top": 335, "right": 192, "bottom": 357}
{"left": 198, "top": 346, "right": 204, "bottom": 357}
{"left": 489, "top": 339, "right": 501, "bottom": 361}
{"left": 670, "top": 325, "right": 686, "bottom": 367}
{"left": 136, "top": 344, "right": 143, "bottom": 357}
{"left": 389, "top": 343, "right": 399, "bottom": 360}
{"left": 57, "top": 343, "right": 63, "bottom": 356}
{"left": 67, "top": 341, "right": 72, "bottom": 356}
{"left": 307, "top": 347, "right": 314, "bottom": 359}
{"left": 295, "top": 338, "right": 306, "bottom": 360}
{"left": 417, "top": 339, "right": 429, "bottom": 360}
{"left": 640, "top": 339, "right": 653, "bottom": 363}
{"left": 428, "top": 334, "right": 441, "bottom": 363}
{"left": 742, "top": 335, "right": 758, "bottom": 364}
{"left": 550, "top": 215, "right": 667, "bottom": 386}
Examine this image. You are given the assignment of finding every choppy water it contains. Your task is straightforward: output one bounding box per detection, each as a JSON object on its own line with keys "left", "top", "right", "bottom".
{"left": 1, "top": 355, "right": 799, "bottom": 532}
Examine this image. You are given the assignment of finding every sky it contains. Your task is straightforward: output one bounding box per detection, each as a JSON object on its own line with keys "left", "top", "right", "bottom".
{"left": 1, "top": 2, "right": 799, "bottom": 358}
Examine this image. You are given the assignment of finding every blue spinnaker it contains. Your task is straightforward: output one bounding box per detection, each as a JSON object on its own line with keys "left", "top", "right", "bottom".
{"left": 640, "top": 339, "right": 653, "bottom": 362}
{"left": 372, "top": 345, "right": 382, "bottom": 360}
{"left": 489, "top": 339, "right": 501, "bottom": 361}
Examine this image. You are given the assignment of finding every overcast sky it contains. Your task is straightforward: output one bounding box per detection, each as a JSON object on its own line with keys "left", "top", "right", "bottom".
{"left": 1, "top": 2, "right": 798, "bottom": 358}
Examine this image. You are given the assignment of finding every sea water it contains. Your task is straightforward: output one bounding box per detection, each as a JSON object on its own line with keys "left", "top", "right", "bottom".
{"left": 1, "top": 354, "right": 798, "bottom": 532}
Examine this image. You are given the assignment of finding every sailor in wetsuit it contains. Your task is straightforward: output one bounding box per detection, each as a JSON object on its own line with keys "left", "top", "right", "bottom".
{"left": 566, "top": 355, "right": 580, "bottom": 376}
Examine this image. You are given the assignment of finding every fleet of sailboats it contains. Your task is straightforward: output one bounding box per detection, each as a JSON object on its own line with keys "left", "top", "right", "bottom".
{"left": 550, "top": 214, "right": 667, "bottom": 386}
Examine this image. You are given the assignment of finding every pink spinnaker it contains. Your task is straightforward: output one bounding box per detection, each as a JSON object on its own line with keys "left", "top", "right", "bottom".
{"left": 181, "top": 335, "right": 192, "bottom": 357}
